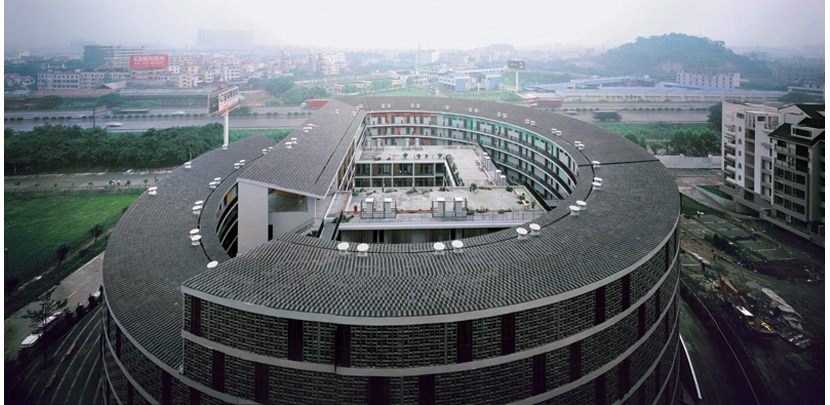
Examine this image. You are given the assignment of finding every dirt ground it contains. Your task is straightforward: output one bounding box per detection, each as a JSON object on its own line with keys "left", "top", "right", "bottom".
{"left": 677, "top": 192, "right": 824, "bottom": 404}
{"left": 239, "top": 90, "right": 275, "bottom": 107}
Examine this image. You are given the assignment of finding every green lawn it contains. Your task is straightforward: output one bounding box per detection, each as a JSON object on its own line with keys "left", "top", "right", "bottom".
{"left": 595, "top": 122, "right": 710, "bottom": 140}
{"left": 698, "top": 184, "right": 733, "bottom": 200}
{"left": 228, "top": 128, "right": 294, "bottom": 144}
{"left": 4, "top": 190, "right": 140, "bottom": 282}
{"left": 680, "top": 194, "right": 721, "bottom": 217}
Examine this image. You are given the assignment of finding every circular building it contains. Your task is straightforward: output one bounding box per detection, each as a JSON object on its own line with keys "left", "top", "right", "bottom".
{"left": 102, "top": 97, "right": 681, "bottom": 404}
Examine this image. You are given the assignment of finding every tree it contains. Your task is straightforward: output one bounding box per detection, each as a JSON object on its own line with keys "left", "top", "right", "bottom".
{"left": 96, "top": 93, "right": 124, "bottom": 108}
{"left": 265, "top": 76, "right": 295, "bottom": 97}
{"left": 22, "top": 288, "right": 60, "bottom": 365}
{"left": 342, "top": 84, "right": 359, "bottom": 94}
{"left": 623, "top": 132, "right": 646, "bottom": 149}
{"left": 594, "top": 111, "right": 621, "bottom": 121}
{"left": 247, "top": 78, "right": 263, "bottom": 88}
{"left": 707, "top": 102, "right": 722, "bottom": 131}
{"left": 90, "top": 224, "right": 104, "bottom": 242}
{"left": 36, "top": 95, "right": 64, "bottom": 110}
{"left": 56, "top": 244, "right": 70, "bottom": 269}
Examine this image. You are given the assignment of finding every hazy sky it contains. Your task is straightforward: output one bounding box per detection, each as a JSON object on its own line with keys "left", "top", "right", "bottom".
{"left": 4, "top": 0, "right": 825, "bottom": 51}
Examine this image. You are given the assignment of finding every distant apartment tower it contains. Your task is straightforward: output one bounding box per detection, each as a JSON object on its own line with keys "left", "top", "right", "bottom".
{"left": 83, "top": 45, "right": 146, "bottom": 66}
{"left": 721, "top": 101, "right": 825, "bottom": 245}
{"left": 676, "top": 70, "right": 740, "bottom": 88}
{"left": 197, "top": 29, "right": 253, "bottom": 50}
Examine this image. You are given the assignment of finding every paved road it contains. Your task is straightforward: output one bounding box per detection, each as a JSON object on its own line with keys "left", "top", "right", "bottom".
{"left": 6, "top": 305, "right": 103, "bottom": 405}
{"left": 5, "top": 170, "right": 171, "bottom": 190}
{"left": 679, "top": 297, "right": 744, "bottom": 405}
{"left": 5, "top": 252, "right": 105, "bottom": 362}
{"left": 4, "top": 116, "right": 308, "bottom": 132}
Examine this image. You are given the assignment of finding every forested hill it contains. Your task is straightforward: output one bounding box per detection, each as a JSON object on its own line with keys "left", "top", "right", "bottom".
{"left": 598, "top": 33, "right": 771, "bottom": 78}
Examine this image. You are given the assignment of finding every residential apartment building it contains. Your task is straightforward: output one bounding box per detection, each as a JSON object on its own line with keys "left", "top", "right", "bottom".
{"left": 676, "top": 70, "right": 740, "bottom": 88}
{"left": 38, "top": 70, "right": 106, "bottom": 90}
{"left": 721, "top": 101, "right": 825, "bottom": 245}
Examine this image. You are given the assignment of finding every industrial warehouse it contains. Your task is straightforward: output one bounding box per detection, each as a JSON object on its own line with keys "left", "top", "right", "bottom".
{"left": 101, "top": 96, "right": 681, "bottom": 404}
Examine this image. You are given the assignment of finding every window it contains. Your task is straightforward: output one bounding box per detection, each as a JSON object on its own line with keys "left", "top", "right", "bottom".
{"left": 501, "top": 314, "right": 515, "bottom": 355}
{"left": 533, "top": 354, "right": 546, "bottom": 395}
{"left": 288, "top": 319, "right": 303, "bottom": 361}
{"left": 569, "top": 342, "right": 581, "bottom": 382}
{"left": 457, "top": 321, "right": 473, "bottom": 363}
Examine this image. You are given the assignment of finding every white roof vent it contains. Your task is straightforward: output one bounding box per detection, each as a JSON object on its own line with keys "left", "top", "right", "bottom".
{"left": 184, "top": 161, "right": 192, "bottom": 169}
{"left": 474, "top": 108, "right": 479, "bottom": 113}
{"left": 286, "top": 144, "right": 293, "bottom": 149}
{"left": 530, "top": 120, "right": 535, "bottom": 126}
{"left": 524, "top": 119, "right": 530, "bottom": 124}
{"left": 352, "top": 111, "right": 357, "bottom": 116}
{"left": 357, "top": 243, "right": 369, "bottom": 257}
{"left": 433, "top": 242, "right": 446, "bottom": 255}
{"left": 444, "top": 105, "right": 449, "bottom": 110}
{"left": 148, "top": 186, "right": 158, "bottom": 196}
{"left": 262, "top": 148, "right": 268, "bottom": 155}
{"left": 576, "top": 200, "right": 587, "bottom": 211}
{"left": 594, "top": 177, "right": 603, "bottom": 183}
{"left": 209, "top": 182, "right": 217, "bottom": 189}
{"left": 416, "top": 103, "right": 420, "bottom": 108}
{"left": 234, "top": 163, "right": 241, "bottom": 170}
{"left": 592, "top": 181, "right": 602, "bottom": 190}
{"left": 569, "top": 205, "right": 581, "bottom": 216}
{"left": 335, "top": 109, "right": 340, "bottom": 114}
{"left": 451, "top": 240, "right": 464, "bottom": 253}
{"left": 358, "top": 104, "right": 363, "bottom": 109}
{"left": 239, "top": 160, "right": 245, "bottom": 166}
{"left": 337, "top": 242, "right": 350, "bottom": 256}
{"left": 190, "top": 234, "right": 202, "bottom": 246}
{"left": 576, "top": 144, "right": 585, "bottom": 150}
{"left": 206, "top": 261, "right": 218, "bottom": 269}
{"left": 189, "top": 228, "right": 200, "bottom": 236}
{"left": 468, "top": 107, "right": 473, "bottom": 113}
{"left": 214, "top": 177, "right": 221, "bottom": 182}
{"left": 303, "top": 128, "right": 309, "bottom": 133}
{"left": 516, "top": 227, "right": 529, "bottom": 240}
{"left": 529, "top": 223, "right": 541, "bottom": 236}
{"left": 503, "top": 113, "right": 507, "bottom": 118}
{"left": 497, "top": 112, "right": 502, "bottom": 117}
{"left": 268, "top": 146, "right": 274, "bottom": 151}
{"left": 592, "top": 161, "right": 600, "bottom": 169}
{"left": 194, "top": 200, "right": 204, "bottom": 206}
{"left": 551, "top": 128, "right": 557, "bottom": 133}
{"left": 410, "top": 103, "right": 415, "bottom": 108}
{"left": 192, "top": 205, "right": 202, "bottom": 215}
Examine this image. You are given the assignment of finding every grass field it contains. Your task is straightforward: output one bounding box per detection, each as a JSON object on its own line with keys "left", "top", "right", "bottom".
{"left": 680, "top": 194, "right": 722, "bottom": 216}
{"left": 595, "top": 122, "right": 710, "bottom": 140}
{"left": 228, "top": 128, "right": 294, "bottom": 144}
{"left": 4, "top": 190, "right": 140, "bottom": 282}
{"left": 698, "top": 184, "right": 733, "bottom": 200}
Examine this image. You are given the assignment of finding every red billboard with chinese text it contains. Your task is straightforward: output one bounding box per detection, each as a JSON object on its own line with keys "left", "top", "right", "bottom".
{"left": 130, "top": 54, "right": 169, "bottom": 69}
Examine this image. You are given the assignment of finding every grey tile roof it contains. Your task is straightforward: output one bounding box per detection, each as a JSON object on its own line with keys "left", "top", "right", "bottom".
{"left": 239, "top": 99, "right": 366, "bottom": 198}
{"left": 182, "top": 98, "right": 678, "bottom": 318}
{"left": 105, "top": 97, "right": 679, "bottom": 369}
{"left": 103, "top": 135, "right": 276, "bottom": 367}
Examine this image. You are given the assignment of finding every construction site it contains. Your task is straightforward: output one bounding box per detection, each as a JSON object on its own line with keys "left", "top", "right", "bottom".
{"left": 675, "top": 169, "right": 823, "bottom": 405}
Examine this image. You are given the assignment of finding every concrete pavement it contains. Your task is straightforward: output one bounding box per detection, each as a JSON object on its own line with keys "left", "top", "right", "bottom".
{"left": 5, "top": 252, "right": 105, "bottom": 362}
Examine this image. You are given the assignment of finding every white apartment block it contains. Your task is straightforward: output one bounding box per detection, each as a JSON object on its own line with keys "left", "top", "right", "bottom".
{"left": 677, "top": 70, "right": 740, "bottom": 88}
{"left": 38, "top": 70, "right": 106, "bottom": 90}
{"left": 721, "top": 101, "right": 825, "bottom": 245}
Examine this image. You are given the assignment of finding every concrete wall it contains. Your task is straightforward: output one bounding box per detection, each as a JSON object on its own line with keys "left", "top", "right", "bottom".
{"left": 237, "top": 180, "right": 269, "bottom": 255}
{"left": 657, "top": 155, "right": 723, "bottom": 169}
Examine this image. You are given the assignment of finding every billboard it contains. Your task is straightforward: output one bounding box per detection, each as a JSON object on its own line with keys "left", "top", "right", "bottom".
{"left": 507, "top": 60, "right": 526, "bottom": 70}
{"left": 130, "top": 54, "right": 169, "bottom": 69}
{"left": 208, "top": 87, "right": 240, "bottom": 116}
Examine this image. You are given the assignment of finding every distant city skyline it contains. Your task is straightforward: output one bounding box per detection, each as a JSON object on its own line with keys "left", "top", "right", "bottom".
{"left": 4, "top": 0, "right": 825, "bottom": 53}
